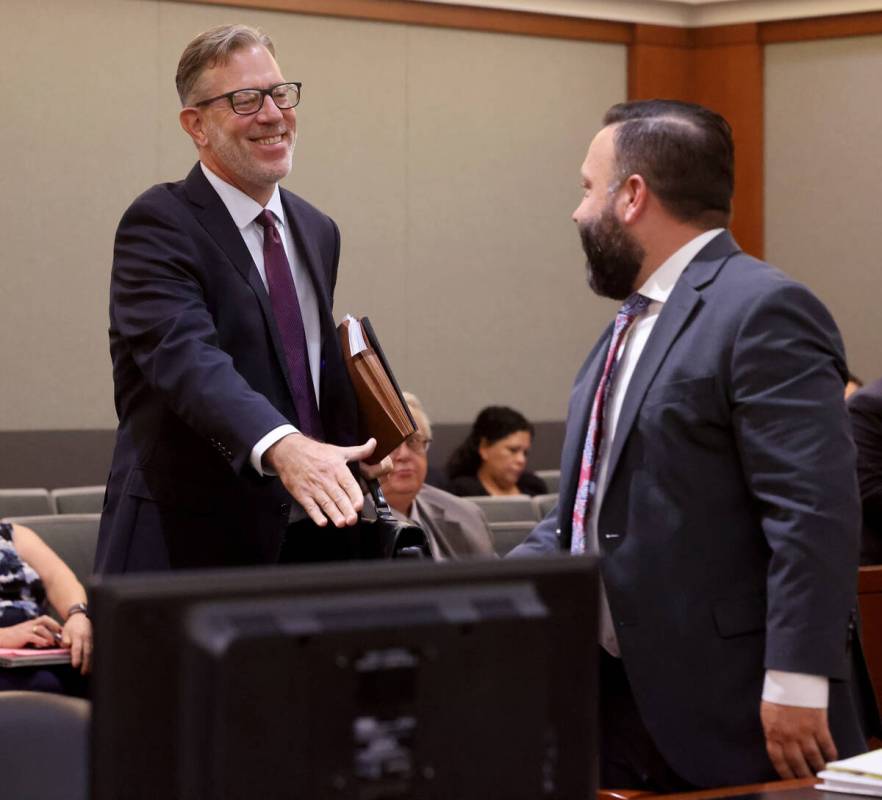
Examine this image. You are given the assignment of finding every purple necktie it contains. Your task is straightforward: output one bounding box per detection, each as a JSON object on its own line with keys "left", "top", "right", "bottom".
{"left": 571, "top": 292, "right": 650, "bottom": 552}
{"left": 255, "top": 209, "right": 323, "bottom": 440}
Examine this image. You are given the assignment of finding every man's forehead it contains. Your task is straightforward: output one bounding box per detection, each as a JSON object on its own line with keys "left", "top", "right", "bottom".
{"left": 582, "top": 125, "right": 617, "bottom": 177}
{"left": 200, "top": 44, "right": 281, "bottom": 90}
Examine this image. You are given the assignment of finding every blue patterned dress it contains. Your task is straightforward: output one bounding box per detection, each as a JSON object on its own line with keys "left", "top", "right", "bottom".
{"left": 0, "top": 522, "right": 46, "bottom": 628}
{"left": 0, "top": 522, "right": 86, "bottom": 694}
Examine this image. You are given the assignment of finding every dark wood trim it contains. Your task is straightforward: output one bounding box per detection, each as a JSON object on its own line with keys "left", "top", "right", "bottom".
{"left": 171, "top": 0, "right": 632, "bottom": 43}
{"left": 694, "top": 22, "right": 759, "bottom": 47}
{"left": 656, "top": 777, "right": 814, "bottom": 800}
{"left": 860, "top": 565, "right": 882, "bottom": 593}
{"left": 761, "top": 10, "right": 882, "bottom": 44}
{"left": 631, "top": 23, "right": 691, "bottom": 48}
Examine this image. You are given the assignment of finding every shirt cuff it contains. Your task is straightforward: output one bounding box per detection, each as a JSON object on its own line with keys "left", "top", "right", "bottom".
{"left": 250, "top": 425, "right": 299, "bottom": 476}
{"left": 762, "top": 670, "right": 829, "bottom": 708}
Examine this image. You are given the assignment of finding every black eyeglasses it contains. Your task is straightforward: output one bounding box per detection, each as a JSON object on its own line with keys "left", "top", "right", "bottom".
{"left": 193, "top": 81, "right": 302, "bottom": 116}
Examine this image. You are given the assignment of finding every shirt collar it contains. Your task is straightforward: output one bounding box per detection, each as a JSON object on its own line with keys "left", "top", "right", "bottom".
{"left": 638, "top": 228, "right": 725, "bottom": 304}
{"left": 200, "top": 162, "right": 285, "bottom": 230}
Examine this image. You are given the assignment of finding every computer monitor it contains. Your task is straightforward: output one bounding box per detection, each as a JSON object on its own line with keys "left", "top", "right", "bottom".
{"left": 90, "top": 555, "right": 598, "bottom": 799}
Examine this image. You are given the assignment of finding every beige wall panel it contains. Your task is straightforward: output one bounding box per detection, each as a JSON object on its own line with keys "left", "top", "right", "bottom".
{"left": 401, "top": 28, "right": 625, "bottom": 422}
{"left": 765, "top": 36, "right": 882, "bottom": 382}
{"left": 0, "top": 0, "right": 160, "bottom": 429}
{"left": 1, "top": 0, "right": 624, "bottom": 432}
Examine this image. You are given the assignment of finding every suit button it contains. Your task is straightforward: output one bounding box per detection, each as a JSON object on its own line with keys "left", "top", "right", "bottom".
{"left": 280, "top": 503, "right": 290, "bottom": 516}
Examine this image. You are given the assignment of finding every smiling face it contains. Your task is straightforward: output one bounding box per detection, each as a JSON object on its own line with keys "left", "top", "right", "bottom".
{"left": 478, "top": 430, "right": 532, "bottom": 494}
{"left": 182, "top": 44, "right": 296, "bottom": 205}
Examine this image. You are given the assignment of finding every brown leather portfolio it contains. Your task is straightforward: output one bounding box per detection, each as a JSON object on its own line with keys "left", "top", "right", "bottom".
{"left": 338, "top": 316, "right": 417, "bottom": 464}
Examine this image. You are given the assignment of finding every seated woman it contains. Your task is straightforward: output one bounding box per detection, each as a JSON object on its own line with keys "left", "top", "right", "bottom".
{"left": 446, "top": 406, "right": 547, "bottom": 497}
{"left": 0, "top": 521, "right": 92, "bottom": 694}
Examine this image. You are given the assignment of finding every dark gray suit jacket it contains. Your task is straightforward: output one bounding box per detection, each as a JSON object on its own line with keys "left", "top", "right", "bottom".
{"left": 513, "top": 231, "right": 871, "bottom": 786}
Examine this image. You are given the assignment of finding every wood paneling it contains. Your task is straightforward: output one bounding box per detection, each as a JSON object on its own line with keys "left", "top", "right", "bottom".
{"left": 628, "top": 23, "right": 764, "bottom": 257}
{"left": 172, "top": 0, "right": 632, "bottom": 42}
{"left": 627, "top": 42, "right": 692, "bottom": 102}
{"left": 692, "top": 29, "right": 764, "bottom": 258}
{"left": 761, "top": 10, "right": 882, "bottom": 44}
{"left": 859, "top": 566, "right": 882, "bottom": 714}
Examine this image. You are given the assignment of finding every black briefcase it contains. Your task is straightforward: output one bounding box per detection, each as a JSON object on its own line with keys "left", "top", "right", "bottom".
{"left": 280, "top": 480, "right": 431, "bottom": 563}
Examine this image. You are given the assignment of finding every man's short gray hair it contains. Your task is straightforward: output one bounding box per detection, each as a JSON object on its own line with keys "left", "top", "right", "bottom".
{"left": 403, "top": 391, "right": 432, "bottom": 442}
{"left": 175, "top": 24, "right": 275, "bottom": 106}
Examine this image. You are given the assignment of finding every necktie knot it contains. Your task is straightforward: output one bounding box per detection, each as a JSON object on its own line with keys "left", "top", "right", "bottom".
{"left": 256, "top": 209, "right": 281, "bottom": 244}
{"left": 618, "top": 292, "right": 651, "bottom": 321}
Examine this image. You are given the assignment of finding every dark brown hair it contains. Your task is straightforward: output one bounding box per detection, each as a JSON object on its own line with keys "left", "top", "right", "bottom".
{"left": 603, "top": 99, "right": 734, "bottom": 229}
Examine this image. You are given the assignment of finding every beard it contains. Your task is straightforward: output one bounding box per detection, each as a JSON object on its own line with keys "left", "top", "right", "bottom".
{"left": 206, "top": 119, "right": 295, "bottom": 190}
{"left": 578, "top": 203, "right": 645, "bottom": 300}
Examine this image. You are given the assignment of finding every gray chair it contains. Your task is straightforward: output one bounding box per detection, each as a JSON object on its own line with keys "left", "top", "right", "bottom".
{"left": 535, "top": 469, "right": 561, "bottom": 494}
{"left": 1, "top": 513, "right": 100, "bottom": 587}
{"left": 51, "top": 485, "right": 106, "bottom": 514}
{"left": 0, "top": 488, "right": 55, "bottom": 517}
{"left": 462, "top": 495, "right": 539, "bottom": 523}
{"left": 532, "top": 493, "right": 559, "bottom": 520}
{"left": 0, "top": 691, "right": 90, "bottom": 800}
{"left": 488, "top": 521, "right": 536, "bottom": 557}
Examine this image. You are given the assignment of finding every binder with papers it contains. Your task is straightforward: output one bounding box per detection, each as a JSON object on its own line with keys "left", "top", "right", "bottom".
{"left": 338, "top": 315, "right": 417, "bottom": 464}
{"left": 817, "top": 748, "right": 882, "bottom": 796}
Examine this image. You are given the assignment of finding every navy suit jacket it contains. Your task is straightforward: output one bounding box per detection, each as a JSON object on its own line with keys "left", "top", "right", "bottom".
{"left": 513, "top": 231, "right": 871, "bottom": 786}
{"left": 95, "top": 164, "right": 359, "bottom": 573}
{"left": 849, "top": 377, "right": 882, "bottom": 564}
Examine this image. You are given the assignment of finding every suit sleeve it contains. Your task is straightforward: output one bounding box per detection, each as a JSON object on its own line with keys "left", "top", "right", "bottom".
{"left": 508, "top": 505, "right": 562, "bottom": 557}
{"left": 730, "top": 280, "right": 860, "bottom": 679}
{"left": 110, "top": 195, "right": 290, "bottom": 474}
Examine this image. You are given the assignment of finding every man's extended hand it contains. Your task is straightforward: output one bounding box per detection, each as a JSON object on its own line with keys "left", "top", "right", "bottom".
{"left": 761, "top": 700, "right": 837, "bottom": 779}
{"left": 265, "top": 434, "right": 377, "bottom": 527}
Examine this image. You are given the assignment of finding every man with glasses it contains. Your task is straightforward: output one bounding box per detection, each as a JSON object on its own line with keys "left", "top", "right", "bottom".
{"left": 97, "top": 24, "right": 385, "bottom": 573}
{"left": 380, "top": 393, "right": 495, "bottom": 559}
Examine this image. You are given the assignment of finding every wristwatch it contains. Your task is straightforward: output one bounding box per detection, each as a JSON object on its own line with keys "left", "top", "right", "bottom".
{"left": 67, "top": 602, "right": 88, "bottom": 619}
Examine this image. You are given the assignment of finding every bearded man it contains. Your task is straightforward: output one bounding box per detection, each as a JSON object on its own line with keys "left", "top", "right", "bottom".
{"left": 97, "top": 25, "right": 388, "bottom": 574}
{"left": 512, "top": 100, "right": 877, "bottom": 789}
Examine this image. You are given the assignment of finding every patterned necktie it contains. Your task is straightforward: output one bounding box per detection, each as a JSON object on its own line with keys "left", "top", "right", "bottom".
{"left": 255, "top": 210, "right": 323, "bottom": 440}
{"left": 571, "top": 292, "right": 651, "bottom": 553}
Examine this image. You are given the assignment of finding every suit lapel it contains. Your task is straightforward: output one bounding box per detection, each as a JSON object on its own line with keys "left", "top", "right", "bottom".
{"left": 183, "top": 164, "right": 297, "bottom": 408}
{"left": 603, "top": 231, "right": 740, "bottom": 487}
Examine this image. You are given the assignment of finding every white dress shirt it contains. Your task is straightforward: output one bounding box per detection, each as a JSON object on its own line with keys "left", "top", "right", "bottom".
{"left": 589, "top": 227, "right": 827, "bottom": 709}
{"left": 200, "top": 164, "right": 322, "bottom": 476}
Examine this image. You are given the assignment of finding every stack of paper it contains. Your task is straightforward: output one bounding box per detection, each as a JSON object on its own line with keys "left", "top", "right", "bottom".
{"left": 817, "top": 749, "right": 882, "bottom": 796}
{"left": 0, "top": 647, "right": 71, "bottom": 668}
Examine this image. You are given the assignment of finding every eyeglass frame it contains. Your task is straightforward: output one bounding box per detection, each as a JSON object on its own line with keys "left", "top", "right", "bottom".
{"left": 192, "top": 81, "right": 302, "bottom": 116}
{"left": 402, "top": 433, "right": 432, "bottom": 455}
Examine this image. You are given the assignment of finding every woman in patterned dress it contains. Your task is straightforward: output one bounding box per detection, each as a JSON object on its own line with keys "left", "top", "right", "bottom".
{"left": 0, "top": 521, "right": 92, "bottom": 693}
